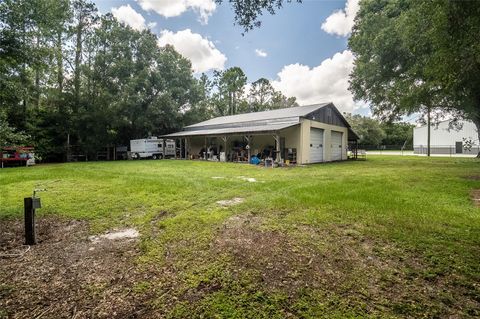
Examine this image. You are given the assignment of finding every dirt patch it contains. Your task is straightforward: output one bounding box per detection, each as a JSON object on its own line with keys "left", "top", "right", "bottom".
{"left": 465, "top": 175, "right": 480, "bottom": 180}
{"left": 237, "top": 176, "right": 258, "bottom": 183}
{"left": 216, "top": 197, "right": 244, "bottom": 207}
{"left": 212, "top": 214, "right": 479, "bottom": 317}
{"left": 471, "top": 189, "right": 480, "bottom": 206}
{"left": 89, "top": 228, "right": 139, "bottom": 243}
{"left": 0, "top": 217, "right": 159, "bottom": 319}
{"left": 222, "top": 214, "right": 262, "bottom": 229}
{"left": 215, "top": 216, "right": 314, "bottom": 291}
{"left": 150, "top": 210, "right": 172, "bottom": 223}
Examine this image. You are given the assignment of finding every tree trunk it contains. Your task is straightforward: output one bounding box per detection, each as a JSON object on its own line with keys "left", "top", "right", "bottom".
{"left": 35, "top": 34, "right": 40, "bottom": 109}
{"left": 21, "top": 22, "right": 27, "bottom": 126}
{"left": 427, "top": 105, "right": 431, "bottom": 157}
{"left": 233, "top": 92, "right": 236, "bottom": 115}
{"left": 56, "top": 31, "right": 63, "bottom": 95}
{"left": 476, "top": 128, "right": 480, "bottom": 158}
{"left": 474, "top": 116, "right": 480, "bottom": 158}
{"left": 73, "top": 19, "right": 83, "bottom": 113}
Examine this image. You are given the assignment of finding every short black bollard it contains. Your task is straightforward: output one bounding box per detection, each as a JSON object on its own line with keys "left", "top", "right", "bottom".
{"left": 24, "top": 197, "right": 40, "bottom": 245}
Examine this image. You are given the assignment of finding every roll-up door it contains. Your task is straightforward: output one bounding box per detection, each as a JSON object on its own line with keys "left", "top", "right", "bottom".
{"left": 310, "top": 128, "right": 324, "bottom": 163}
{"left": 331, "top": 131, "right": 343, "bottom": 161}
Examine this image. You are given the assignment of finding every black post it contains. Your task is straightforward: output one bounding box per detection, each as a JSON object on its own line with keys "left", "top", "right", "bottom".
{"left": 24, "top": 197, "right": 36, "bottom": 245}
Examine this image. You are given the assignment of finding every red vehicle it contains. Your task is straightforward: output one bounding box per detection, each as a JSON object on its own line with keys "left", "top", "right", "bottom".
{"left": 0, "top": 146, "right": 35, "bottom": 167}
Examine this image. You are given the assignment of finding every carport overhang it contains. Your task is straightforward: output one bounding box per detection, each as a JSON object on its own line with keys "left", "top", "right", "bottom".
{"left": 347, "top": 127, "right": 360, "bottom": 159}
{"left": 348, "top": 127, "right": 359, "bottom": 141}
{"left": 163, "top": 123, "right": 300, "bottom": 162}
{"left": 163, "top": 122, "right": 299, "bottom": 138}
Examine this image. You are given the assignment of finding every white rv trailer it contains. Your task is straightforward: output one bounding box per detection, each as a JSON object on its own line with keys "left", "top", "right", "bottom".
{"left": 130, "top": 137, "right": 176, "bottom": 159}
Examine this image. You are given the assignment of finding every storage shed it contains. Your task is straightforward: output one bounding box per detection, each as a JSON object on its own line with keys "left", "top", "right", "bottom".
{"left": 165, "top": 103, "right": 359, "bottom": 164}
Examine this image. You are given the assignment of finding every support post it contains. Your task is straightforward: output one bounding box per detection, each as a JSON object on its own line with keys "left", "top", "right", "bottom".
{"left": 174, "top": 139, "right": 177, "bottom": 159}
{"left": 185, "top": 138, "right": 188, "bottom": 160}
{"left": 24, "top": 197, "right": 36, "bottom": 245}
{"left": 245, "top": 135, "right": 251, "bottom": 163}
{"left": 180, "top": 138, "right": 183, "bottom": 159}
{"left": 221, "top": 136, "right": 228, "bottom": 162}
{"left": 204, "top": 136, "right": 207, "bottom": 160}
{"left": 274, "top": 134, "right": 281, "bottom": 163}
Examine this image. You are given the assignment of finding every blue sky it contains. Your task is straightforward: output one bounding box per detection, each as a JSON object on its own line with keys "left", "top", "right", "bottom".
{"left": 94, "top": 0, "right": 367, "bottom": 115}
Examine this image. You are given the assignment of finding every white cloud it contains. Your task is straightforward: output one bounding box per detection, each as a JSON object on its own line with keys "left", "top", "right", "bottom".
{"left": 147, "top": 22, "right": 157, "bottom": 29}
{"left": 112, "top": 4, "right": 147, "bottom": 31}
{"left": 136, "top": 0, "right": 216, "bottom": 24}
{"left": 321, "top": 0, "right": 360, "bottom": 37}
{"left": 272, "top": 50, "right": 366, "bottom": 113}
{"left": 157, "top": 29, "right": 227, "bottom": 73}
{"left": 255, "top": 49, "right": 268, "bottom": 58}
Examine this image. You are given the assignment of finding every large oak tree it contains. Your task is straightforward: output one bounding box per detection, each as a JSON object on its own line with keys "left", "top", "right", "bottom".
{"left": 349, "top": 0, "right": 480, "bottom": 156}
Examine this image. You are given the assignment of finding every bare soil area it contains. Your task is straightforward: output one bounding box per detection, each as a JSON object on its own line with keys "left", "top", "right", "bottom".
{"left": 465, "top": 175, "right": 480, "bottom": 180}
{"left": 216, "top": 197, "right": 244, "bottom": 207}
{"left": 212, "top": 214, "right": 480, "bottom": 317}
{"left": 0, "top": 217, "right": 157, "bottom": 319}
{"left": 471, "top": 189, "right": 480, "bottom": 207}
{"left": 1, "top": 213, "right": 479, "bottom": 318}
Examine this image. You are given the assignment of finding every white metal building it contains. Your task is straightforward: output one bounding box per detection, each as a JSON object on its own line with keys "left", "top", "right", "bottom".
{"left": 413, "top": 120, "right": 479, "bottom": 155}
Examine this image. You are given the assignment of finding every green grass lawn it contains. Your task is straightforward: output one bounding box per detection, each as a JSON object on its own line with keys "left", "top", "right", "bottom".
{"left": 1, "top": 156, "right": 479, "bottom": 318}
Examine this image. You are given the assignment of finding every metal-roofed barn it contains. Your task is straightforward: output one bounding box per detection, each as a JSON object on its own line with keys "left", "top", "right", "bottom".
{"left": 165, "top": 103, "right": 359, "bottom": 164}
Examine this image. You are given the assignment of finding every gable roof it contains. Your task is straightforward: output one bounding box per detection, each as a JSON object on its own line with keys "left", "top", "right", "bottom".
{"left": 186, "top": 103, "right": 331, "bottom": 129}
{"left": 164, "top": 102, "right": 359, "bottom": 140}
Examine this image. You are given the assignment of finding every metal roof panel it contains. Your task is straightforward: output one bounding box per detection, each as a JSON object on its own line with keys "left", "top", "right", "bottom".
{"left": 186, "top": 103, "right": 330, "bottom": 128}
{"left": 164, "top": 123, "right": 299, "bottom": 137}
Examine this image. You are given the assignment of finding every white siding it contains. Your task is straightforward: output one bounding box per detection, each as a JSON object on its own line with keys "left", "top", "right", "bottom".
{"left": 413, "top": 120, "right": 478, "bottom": 146}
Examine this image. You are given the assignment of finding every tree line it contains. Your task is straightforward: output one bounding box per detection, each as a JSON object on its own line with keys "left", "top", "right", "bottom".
{"left": 345, "top": 114, "right": 414, "bottom": 149}
{"left": 0, "top": 0, "right": 296, "bottom": 161}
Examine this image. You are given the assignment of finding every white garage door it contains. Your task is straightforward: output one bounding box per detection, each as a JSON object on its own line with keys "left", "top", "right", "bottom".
{"left": 331, "top": 131, "right": 343, "bottom": 161}
{"left": 310, "top": 128, "right": 324, "bottom": 163}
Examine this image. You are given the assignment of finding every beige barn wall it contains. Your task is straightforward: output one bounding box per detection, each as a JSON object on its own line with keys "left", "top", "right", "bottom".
{"left": 299, "top": 119, "right": 348, "bottom": 164}
{"left": 248, "top": 125, "right": 302, "bottom": 160}
{"left": 281, "top": 125, "right": 301, "bottom": 149}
